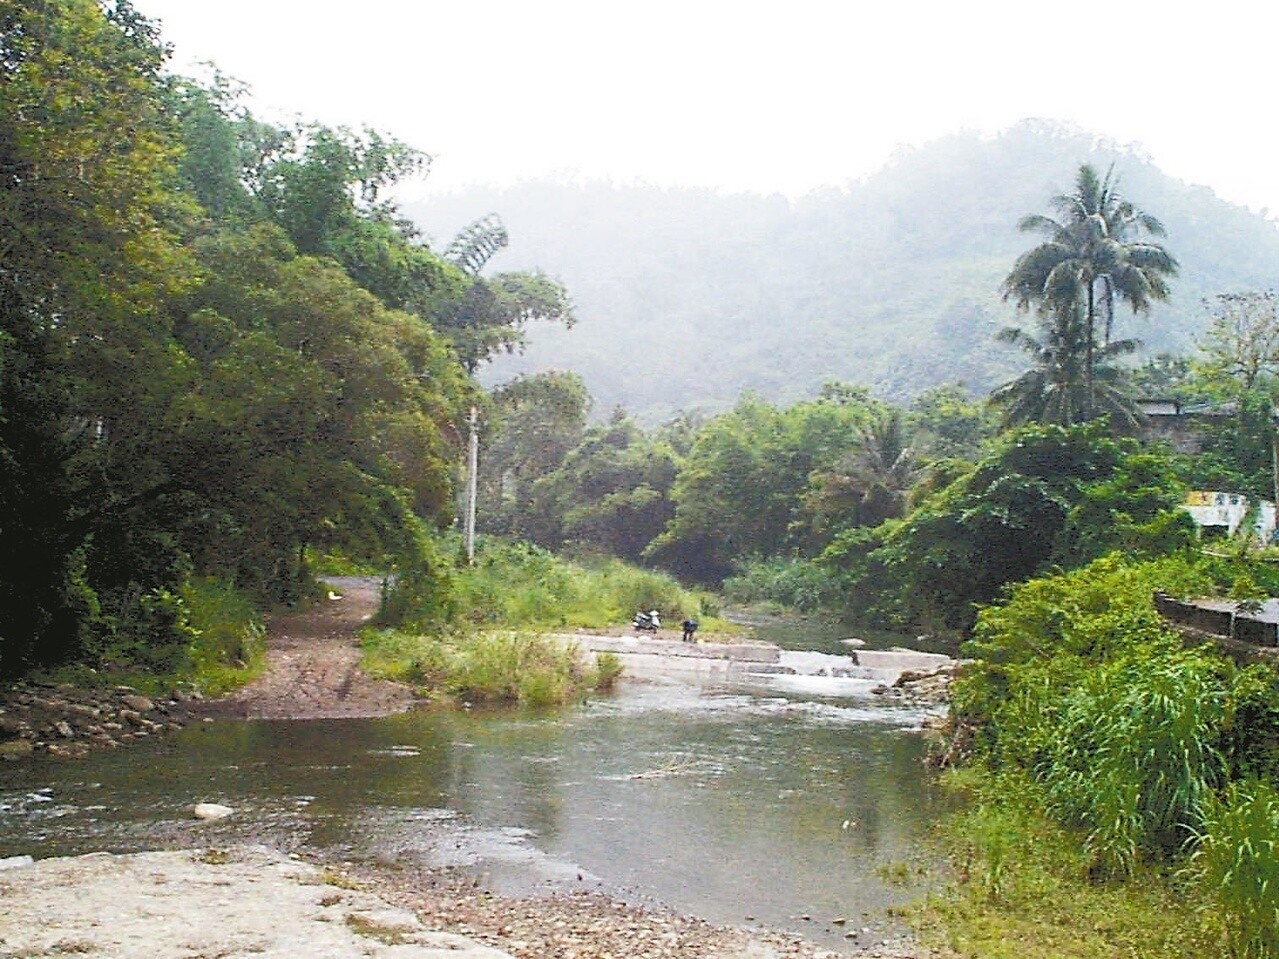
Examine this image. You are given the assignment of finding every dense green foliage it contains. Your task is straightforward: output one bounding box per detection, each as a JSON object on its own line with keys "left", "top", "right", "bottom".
{"left": 0, "top": 1, "right": 566, "bottom": 680}
{"left": 942, "top": 553, "right": 1279, "bottom": 955}
{"left": 818, "top": 423, "right": 1194, "bottom": 628}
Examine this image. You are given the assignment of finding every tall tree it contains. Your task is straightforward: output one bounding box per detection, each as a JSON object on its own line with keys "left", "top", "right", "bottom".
{"left": 1196, "top": 291, "right": 1279, "bottom": 394}
{"left": 649, "top": 392, "right": 873, "bottom": 580}
{"left": 476, "top": 371, "right": 590, "bottom": 538}
{"left": 438, "top": 215, "right": 576, "bottom": 373}
{"left": 990, "top": 305, "right": 1140, "bottom": 428}
{"left": 0, "top": 0, "right": 198, "bottom": 672}
{"left": 800, "top": 407, "right": 921, "bottom": 540}
{"left": 1002, "top": 163, "right": 1178, "bottom": 410}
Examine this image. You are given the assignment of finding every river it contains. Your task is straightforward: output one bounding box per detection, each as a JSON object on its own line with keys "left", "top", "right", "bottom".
{"left": 0, "top": 626, "right": 948, "bottom": 951}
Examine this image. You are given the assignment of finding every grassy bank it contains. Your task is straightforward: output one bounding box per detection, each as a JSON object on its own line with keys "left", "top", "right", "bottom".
{"left": 363, "top": 541, "right": 721, "bottom": 706}
{"left": 446, "top": 541, "right": 730, "bottom": 632}
{"left": 911, "top": 769, "right": 1222, "bottom": 958}
{"left": 25, "top": 576, "right": 265, "bottom": 697}
{"left": 913, "top": 552, "right": 1279, "bottom": 958}
{"left": 361, "top": 628, "right": 621, "bottom": 708}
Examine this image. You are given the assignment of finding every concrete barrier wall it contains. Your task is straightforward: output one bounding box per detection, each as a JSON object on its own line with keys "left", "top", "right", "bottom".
{"left": 1154, "top": 593, "right": 1233, "bottom": 635}
{"left": 1191, "top": 606, "right": 1234, "bottom": 634}
{"left": 1153, "top": 591, "right": 1278, "bottom": 646}
{"left": 1233, "top": 616, "right": 1279, "bottom": 647}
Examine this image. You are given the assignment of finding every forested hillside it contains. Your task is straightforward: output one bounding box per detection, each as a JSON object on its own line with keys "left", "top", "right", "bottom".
{"left": 410, "top": 121, "right": 1279, "bottom": 420}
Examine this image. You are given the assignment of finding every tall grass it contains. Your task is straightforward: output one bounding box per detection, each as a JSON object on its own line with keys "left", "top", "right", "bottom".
{"left": 1038, "top": 648, "right": 1227, "bottom": 873}
{"left": 361, "top": 628, "right": 620, "bottom": 707}
{"left": 937, "top": 551, "right": 1279, "bottom": 954}
{"left": 920, "top": 768, "right": 1219, "bottom": 959}
{"left": 436, "top": 540, "right": 724, "bottom": 632}
{"left": 1189, "top": 780, "right": 1279, "bottom": 959}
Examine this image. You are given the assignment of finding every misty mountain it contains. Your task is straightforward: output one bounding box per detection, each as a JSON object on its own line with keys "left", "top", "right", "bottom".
{"left": 406, "top": 120, "right": 1279, "bottom": 421}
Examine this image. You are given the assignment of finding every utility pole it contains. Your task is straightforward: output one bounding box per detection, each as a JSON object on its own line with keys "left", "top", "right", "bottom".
{"left": 1271, "top": 403, "right": 1279, "bottom": 542}
{"left": 465, "top": 405, "right": 478, "bottom": 565}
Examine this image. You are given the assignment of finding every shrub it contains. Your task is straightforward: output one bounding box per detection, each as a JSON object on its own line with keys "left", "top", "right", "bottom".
{"left": 362, "top": 628, "right": 614, "bottom": 707}
{"left": 722, "top": 555, "right": 842, "bottom": 612}
{"left": 182, "top": 577, "right": 265, "bottom": 694}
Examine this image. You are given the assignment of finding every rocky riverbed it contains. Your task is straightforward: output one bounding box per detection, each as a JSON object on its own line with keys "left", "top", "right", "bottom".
{"left": 0, "top": 680, "right": 197, "bottom": 760}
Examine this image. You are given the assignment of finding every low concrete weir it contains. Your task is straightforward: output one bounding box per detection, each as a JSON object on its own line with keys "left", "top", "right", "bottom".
{"left": 566, "top": 634, "right": 955, "bottom": 690}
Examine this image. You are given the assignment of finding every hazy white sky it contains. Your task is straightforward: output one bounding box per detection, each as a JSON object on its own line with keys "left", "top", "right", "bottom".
{"left": 135, "top": 0, "right": 1279, "bottom": 215}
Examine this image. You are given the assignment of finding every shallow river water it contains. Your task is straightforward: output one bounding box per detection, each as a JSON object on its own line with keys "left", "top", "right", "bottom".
{"left": 0, "top": 644, "right": 947, "bottom": 950}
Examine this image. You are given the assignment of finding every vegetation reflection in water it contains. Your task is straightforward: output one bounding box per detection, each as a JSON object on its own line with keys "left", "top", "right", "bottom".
{"left": 0, "top": 682, "right": 943, "bottom": 948}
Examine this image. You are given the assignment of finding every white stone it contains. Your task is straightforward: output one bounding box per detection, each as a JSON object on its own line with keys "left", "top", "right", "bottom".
{"left": 192, "top": 802, "right": 234, "bottom": 820}
{"left": 0, "top": 854, "right": 34, "bottom": 870}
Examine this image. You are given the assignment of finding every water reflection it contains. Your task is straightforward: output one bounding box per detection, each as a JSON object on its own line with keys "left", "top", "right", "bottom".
{"left": 0, "top": 677, "right": 944, "bottom": 949}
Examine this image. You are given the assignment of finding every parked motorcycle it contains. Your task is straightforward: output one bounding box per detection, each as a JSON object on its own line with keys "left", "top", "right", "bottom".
{"left": 632, "top": 609, "right": 661, "bottom": 632}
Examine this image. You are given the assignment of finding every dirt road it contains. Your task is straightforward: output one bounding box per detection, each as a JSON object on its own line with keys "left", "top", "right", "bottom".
{"left": 207, "top": 575, "right": 416, "bottom": 720}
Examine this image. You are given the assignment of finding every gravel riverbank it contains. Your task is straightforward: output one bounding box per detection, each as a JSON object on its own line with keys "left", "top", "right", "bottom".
{"left": 0, "top": 845, "right": 950, "bottom": 959}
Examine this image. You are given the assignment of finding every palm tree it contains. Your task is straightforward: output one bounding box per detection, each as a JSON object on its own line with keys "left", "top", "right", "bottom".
{"left": 990, "top": 304, "right": 1141, "bottom": 428}
{"left": 803, "top": 409, "right": 921, "bottom": 533}
{"left": 1002, "top": 164, "right": 1178, "bottom": 406}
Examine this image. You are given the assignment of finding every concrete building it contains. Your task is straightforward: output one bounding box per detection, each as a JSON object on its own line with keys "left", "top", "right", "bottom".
{"left": 1181, "top": 490, "right": 1277, "bottom": 543}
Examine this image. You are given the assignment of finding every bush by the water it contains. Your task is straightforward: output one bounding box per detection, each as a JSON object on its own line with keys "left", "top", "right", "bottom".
{"left": 363, "top": 540, "right": 708, "bottom": 706}
{"left": 722, "top": 555, "right": 843, "bottom": 613}
{"left": 941, "top": 552, "right": 1279, "bottom": 954}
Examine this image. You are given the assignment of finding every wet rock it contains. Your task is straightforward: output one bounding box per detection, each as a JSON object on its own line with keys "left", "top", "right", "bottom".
{"left": 46, "top": 742, "right": 89, "bottom": 758}
{"left": 193, "top": 802, "right": 234, "bottom": 820}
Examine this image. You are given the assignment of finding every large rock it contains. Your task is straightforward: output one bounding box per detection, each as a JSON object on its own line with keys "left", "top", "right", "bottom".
{"left": 0, "top": 847, "right": 514, "bottom": 958}
{"left": 192, "top": 802, "right": 234, "bottom": 820}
